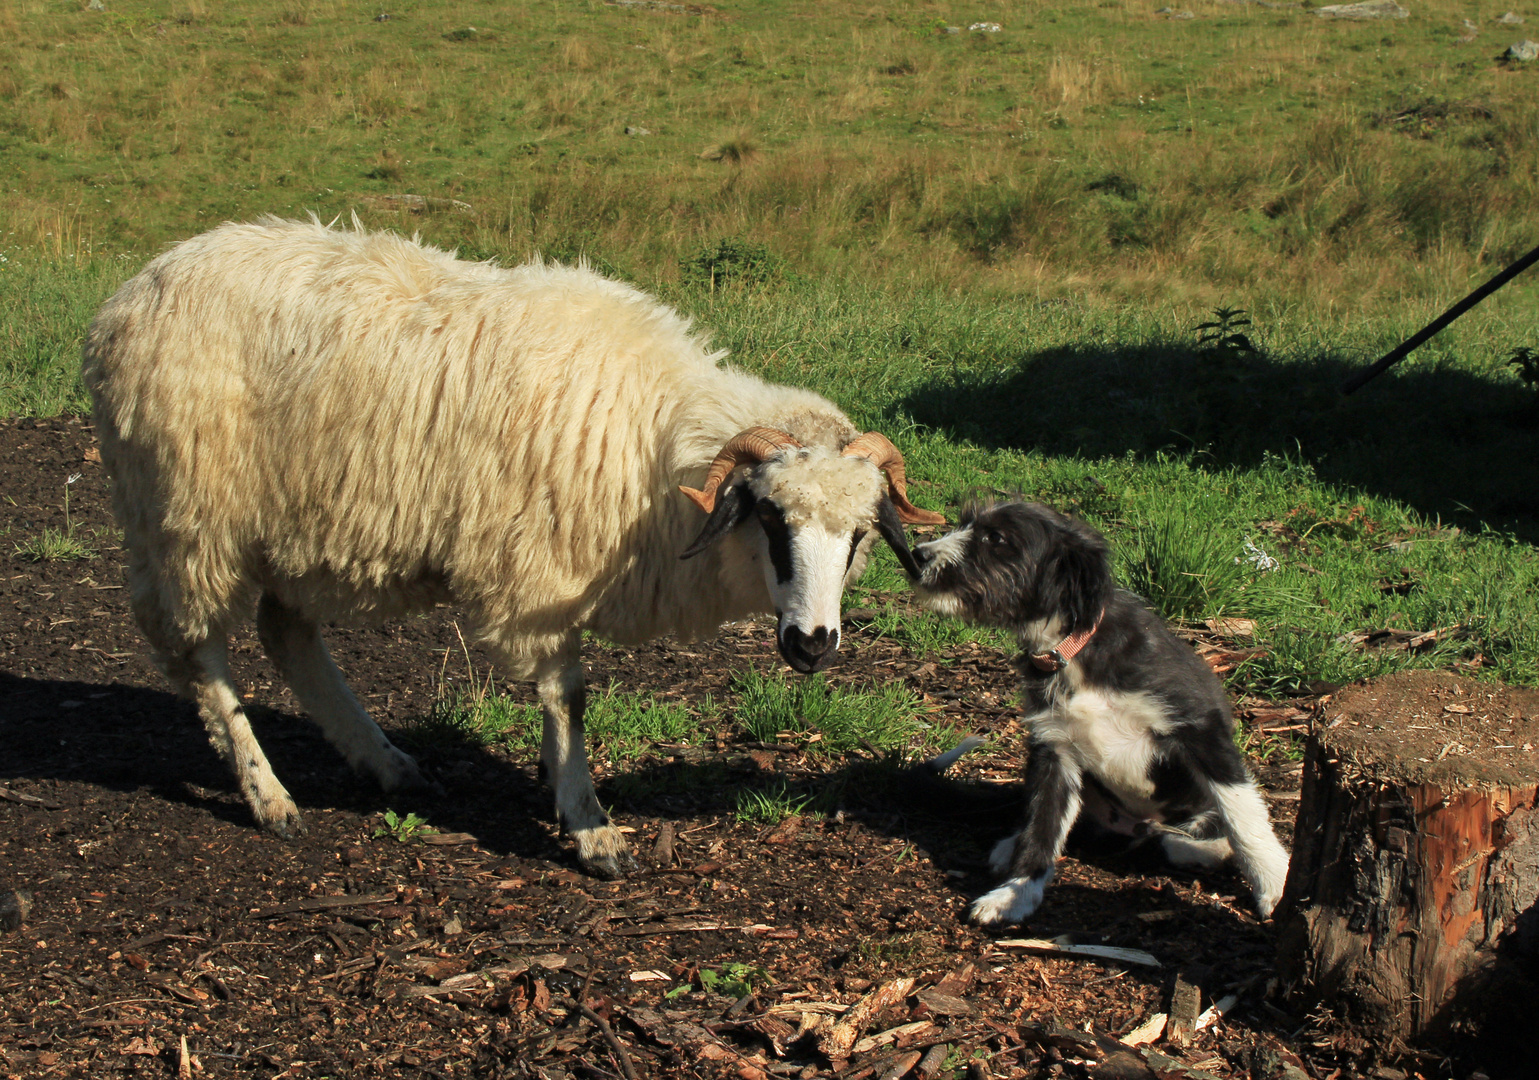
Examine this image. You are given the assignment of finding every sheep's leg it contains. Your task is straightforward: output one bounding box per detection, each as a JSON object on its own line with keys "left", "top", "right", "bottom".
{"left": 162, "top": 637, "right": 305, "bottom": 838}
{"left": 537, "top": 657, "right": 635, "bottom": 880}
{"left": 256, "top": 593, "right": 423, "bottom": 792}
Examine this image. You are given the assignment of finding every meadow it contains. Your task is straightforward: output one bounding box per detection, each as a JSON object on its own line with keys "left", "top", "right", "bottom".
{"left": 3, "top": 0, "right": 1538, "bottom": 705}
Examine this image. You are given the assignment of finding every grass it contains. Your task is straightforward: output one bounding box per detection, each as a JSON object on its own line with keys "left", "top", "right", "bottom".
{"left": 3, "top": 0, "right": 1538, "bottom": 700}
{"left": 12, "top": 471, "right": 97, "bottom": 562}
{"left": 2, "top": 0, "right": 1536, "bottom": 310}
{"left": 406, "top": 680, "right": 708, "bottom": 764}
{"left": 728, "top": 668, "right": 953, "bottom": 758}
{"left": 733, "top": 781, "right": 813, "bottom": 825}
{"left": 13, "top": 526, "right": 95, "bottom": 563}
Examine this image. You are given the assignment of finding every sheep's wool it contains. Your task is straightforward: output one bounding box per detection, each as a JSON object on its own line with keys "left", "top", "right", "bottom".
{"left": 82, "top": 216, "right": 876, "bottom": 677}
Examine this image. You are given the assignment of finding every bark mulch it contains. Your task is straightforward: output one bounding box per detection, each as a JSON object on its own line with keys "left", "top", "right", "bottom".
{"left": 0, "top": 417, "right": 1412, "bottom": 1080}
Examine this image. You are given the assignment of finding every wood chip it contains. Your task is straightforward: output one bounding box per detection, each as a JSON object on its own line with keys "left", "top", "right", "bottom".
{"left": 653, "top": 821, "right": 675, "bottom": 866}
{"left": 252, "top": 892, "right": 399, "bottom": 918}
{"left": 993, "top": 938, "right": 1162, "bottom": 968}
{"left": 851, "top": 1019, "right": 935, "bottom": 1055}
{"left": 418, "top": 831, "right": 477, "bottom": 846}
{"left": 1166, "top": 972, "right": 1201, "bottom": 1048}
{"left": 1195, "top": 992, "right": 1238, "bottom": 1031}
{"left": 1123, "top": 1011, "right": 1168, "bottom": 1046}
{"left": 817, "top": 976, "right": 916, "bottom": 1060}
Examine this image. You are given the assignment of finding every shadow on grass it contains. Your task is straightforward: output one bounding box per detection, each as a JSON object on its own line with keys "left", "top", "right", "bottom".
{"left": 900, "top": 341, "right": 1539, "bottom": 541}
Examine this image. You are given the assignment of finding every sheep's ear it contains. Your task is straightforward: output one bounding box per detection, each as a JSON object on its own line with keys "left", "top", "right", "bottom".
{"left": 680, "top": 483, "right": 754, "bottom": 559}
{"left": 875, "top": 496, "right": 924, "bottom": 580}
{"left": 1039, "top": 518, "right": 1112, "bottom": 633}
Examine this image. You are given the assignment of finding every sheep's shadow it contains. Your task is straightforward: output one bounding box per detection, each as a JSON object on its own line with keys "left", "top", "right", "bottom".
{"left": 0, "top": 670, "right": 564, "bottom": 863}
{"left": 898, "top": 340, "right": 1539, "bottom": 542}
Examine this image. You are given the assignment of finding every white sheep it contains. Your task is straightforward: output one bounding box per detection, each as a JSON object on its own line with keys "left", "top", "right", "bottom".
{"left": 81, "top": 216, "right": 944, "bottom": 877}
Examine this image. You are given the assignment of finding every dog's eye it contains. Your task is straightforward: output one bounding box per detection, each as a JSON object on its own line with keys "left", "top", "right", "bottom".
{"left": 984, "top": 529, "right": 1007, "bottom": 548}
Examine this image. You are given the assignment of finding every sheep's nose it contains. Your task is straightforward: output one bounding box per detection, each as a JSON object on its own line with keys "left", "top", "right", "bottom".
{"left": 779, "top": 625, "right": 839, "bottom": 673}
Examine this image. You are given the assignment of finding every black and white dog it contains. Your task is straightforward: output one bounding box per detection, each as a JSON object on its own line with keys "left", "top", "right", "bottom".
{"left": 910, "top": 500, "right": 1289, "bottom": 926}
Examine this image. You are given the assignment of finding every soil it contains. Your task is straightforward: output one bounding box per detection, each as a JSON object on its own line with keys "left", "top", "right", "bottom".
{"left": 0, "top": 417, "right": 1455, "bottom": 1080}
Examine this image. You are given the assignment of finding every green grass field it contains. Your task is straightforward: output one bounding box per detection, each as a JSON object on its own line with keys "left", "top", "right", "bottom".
{"left": 4, "top": 0, "right": 1537, "bottom": 710}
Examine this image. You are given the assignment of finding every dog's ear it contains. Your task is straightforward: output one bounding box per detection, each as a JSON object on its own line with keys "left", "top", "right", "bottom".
{"left": 1040, "top": 518, "right": 1113, "bottom": 633}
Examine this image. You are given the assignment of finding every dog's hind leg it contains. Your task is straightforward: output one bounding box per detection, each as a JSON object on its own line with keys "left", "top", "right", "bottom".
{"left": 1180, "top": 733, "right": 1291, "bottom": 917}
{"left": 1206, "top": 777, "right": 1290, "bottom": 917}
{"left": 971, "top": 743, "right": 1082, "bottom": 926}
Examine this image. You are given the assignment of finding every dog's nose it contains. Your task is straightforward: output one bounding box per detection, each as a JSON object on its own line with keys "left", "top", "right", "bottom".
{"left": 780, "top": 625, "right": 838, "bottom": 673}
{"left": 912, "top": 544, "right": 935, "bottom": 568}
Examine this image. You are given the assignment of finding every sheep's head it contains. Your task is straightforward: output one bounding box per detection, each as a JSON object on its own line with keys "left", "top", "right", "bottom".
{"left": 680, "top": 428, "right": 945, "bottom": 674}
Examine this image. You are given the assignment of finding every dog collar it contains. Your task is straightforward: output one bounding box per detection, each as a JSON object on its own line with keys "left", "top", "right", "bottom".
{"left": 1027, "top": 609, "right": 1105, "bottom": 673}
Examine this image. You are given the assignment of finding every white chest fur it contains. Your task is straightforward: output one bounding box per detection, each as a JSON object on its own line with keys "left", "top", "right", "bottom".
{"left": 1029, "top": 687, "right": 1174, "bottom": 820}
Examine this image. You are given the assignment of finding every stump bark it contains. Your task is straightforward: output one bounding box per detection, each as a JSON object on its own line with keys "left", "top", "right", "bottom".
{"left": 1276, "top": 670, "right": 1539, "bottom": 1072}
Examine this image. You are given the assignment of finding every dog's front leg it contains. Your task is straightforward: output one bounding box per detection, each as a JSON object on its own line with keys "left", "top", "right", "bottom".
{"left": 971, "top": 741, "right": 1082, "bottom": 926}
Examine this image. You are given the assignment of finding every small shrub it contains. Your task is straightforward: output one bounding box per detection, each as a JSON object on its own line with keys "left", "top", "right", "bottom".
{"left": 680, "top": 238, "right": 783, "bottom": 289}
{"left": 1193, "top": 307, "right": 1256, "bottom": 353}
{"left": 1507, "top": 346, "right": 1539, "bottom": 388}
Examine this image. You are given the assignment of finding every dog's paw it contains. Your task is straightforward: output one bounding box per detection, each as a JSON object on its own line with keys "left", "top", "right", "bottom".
{"left": 988, "top": 835, "right": 1017, "bottom": 877}
{"left": 1248, "top": 847, "right": 1291, "bottom": 919}
{"left": 969, "top": 876, "right": 1045, "bottom": 926}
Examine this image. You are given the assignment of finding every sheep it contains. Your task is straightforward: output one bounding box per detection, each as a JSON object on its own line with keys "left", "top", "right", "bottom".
{"left": 81, "top": 216, "right": 945, "bottom": 878}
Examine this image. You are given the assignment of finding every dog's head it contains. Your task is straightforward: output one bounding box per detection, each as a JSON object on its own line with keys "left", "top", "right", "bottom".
{"left": 909, "top": 500, "right": 1112, "bottom": 637}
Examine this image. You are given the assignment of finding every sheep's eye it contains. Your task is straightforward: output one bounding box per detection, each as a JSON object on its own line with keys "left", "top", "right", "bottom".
{"left": 757, "top": 502, "right": 782, "bottom": 524}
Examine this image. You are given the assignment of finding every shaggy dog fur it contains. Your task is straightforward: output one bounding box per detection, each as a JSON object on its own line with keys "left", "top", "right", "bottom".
{"left": 911, "top": 501, "right": 1290, "bottom": 925}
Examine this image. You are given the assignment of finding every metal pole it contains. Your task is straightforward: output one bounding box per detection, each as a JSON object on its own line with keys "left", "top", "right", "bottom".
{"left": 1341, "top": 241, "right": 1539, "bottom": 395}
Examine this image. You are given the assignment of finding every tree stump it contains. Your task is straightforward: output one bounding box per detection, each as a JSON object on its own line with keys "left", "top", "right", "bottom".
{"left": 1276, "top": 670, "right": 1539, "bottom": 1073}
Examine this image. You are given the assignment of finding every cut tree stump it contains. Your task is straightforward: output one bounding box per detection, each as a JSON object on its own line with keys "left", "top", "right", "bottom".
{"left": 1276, "top": 670, "right": 1539, "bottom": 1074}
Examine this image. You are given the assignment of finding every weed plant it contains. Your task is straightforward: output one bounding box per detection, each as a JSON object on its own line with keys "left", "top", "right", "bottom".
{"left": 14, "top": 472, "right": 96, "bottom": 562}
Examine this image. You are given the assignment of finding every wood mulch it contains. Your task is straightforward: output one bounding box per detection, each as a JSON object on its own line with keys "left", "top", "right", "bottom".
{"left": 0, "top": 417, "right": 1441, "bottom": 1079}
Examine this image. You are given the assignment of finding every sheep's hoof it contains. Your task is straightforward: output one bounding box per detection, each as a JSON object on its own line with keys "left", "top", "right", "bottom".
{"left": 579, "top": 850, "right": 637, "bottom": 880}
{"left": 574, "top": 825, "right": 638, "bottom": 880}
{"left": 259, "top": 807, "right": 308, "bottom": 840}
{"left": 371, "top": 744, "right": 428, "bottom": 793}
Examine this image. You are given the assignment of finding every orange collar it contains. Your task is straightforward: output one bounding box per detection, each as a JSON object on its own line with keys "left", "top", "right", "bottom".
{"left": 1027, "top": 609, "right": 1105, "bottom": 673}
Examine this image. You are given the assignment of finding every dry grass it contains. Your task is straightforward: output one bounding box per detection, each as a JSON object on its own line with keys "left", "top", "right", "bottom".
{"left": 0, "top": 0, "right": 1535, "bottom": 315}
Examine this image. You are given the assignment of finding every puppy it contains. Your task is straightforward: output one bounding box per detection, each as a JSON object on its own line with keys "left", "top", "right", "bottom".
{"left": 910, "top": 500, "right": 1290, "bottom": 926}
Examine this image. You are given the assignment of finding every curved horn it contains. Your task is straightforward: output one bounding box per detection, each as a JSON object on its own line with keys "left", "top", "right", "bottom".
{"left": 841, "top": 431, "right": 947, "bottom": 525}
{"left": 679, "top": 427, "right": 802, "bottom": 514}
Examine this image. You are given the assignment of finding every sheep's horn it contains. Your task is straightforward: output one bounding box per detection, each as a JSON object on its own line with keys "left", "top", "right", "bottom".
{"left": 841, "top": 432, "right": 947, "bottom": 525}
{"left": 679, "top": 427, "right": 802, "bottom": 513}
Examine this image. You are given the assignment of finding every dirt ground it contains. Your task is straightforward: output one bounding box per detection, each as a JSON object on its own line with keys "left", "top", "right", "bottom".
{"left": 0, "top": 416, "right": 1450, "bottom": 1080}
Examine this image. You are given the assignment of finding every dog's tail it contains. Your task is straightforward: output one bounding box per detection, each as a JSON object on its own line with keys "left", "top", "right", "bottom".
{"left": 901, "top": 736, "right": 1022, "bottom": 823}
{"left": 921, "top": 735, "right": 989, "bottom": 775}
